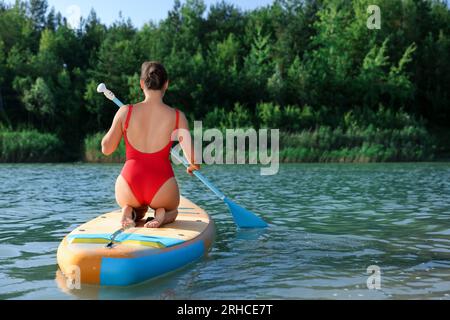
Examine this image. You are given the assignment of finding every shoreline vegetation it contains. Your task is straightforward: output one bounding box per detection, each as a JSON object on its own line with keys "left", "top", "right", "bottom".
{"left": 83, "top": 105, "right": 439, "bottom": 164}
{"left": 0, "top": 127, "right": 62, "bottom": 162}
{"left": 1, "top": 105, "right": 443, "bottom": 164}
{"left": 84, "top": 132, "right": 125, "bottom": 163}
{"left": 0, "top": 0, "right": 449, "bottom": 164}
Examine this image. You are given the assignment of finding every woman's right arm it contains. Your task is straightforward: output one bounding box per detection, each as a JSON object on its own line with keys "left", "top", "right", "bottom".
{"left": 101, "top": 107, "right": 127, "bottom": 156}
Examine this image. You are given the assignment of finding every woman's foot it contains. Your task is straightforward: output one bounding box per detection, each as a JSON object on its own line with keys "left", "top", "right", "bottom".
{"left": 145, "top": 208, "right": 166, "bottom": 228}
{"left": 133, "top": 206, "right": 149, "bottom": 223}
{"left": 121, "top": 206, "right": 136, "bottom": 228}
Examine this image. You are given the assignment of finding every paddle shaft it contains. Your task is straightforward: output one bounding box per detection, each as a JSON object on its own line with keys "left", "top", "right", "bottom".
{"left": 170, "top": 150, "right": 226, "bottom": 200}
{"left": 106, "top": 228, "right": 125, "bottom": 248}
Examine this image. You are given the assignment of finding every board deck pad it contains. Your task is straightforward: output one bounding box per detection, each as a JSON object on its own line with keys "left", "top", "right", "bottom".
{"left": 67, "top": 197, "right": 210, "bottom": 250}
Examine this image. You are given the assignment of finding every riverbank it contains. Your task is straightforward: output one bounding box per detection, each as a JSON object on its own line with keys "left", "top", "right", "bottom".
{"left": 84, "top": 132, "right": 125, "bottom": 163}
{"left": 0, "top": 129, "right": 447, "bottom": 164}
{"left": 0, "top": 128, "right": 62, "bottom": 163}
{"left": 82, "top": 128, "right": 438, "bottom": 164}
{"left": 82, "top": 107, "right": 440, "bottom": 163}
{"left": 1, "top": 106, "right": 448, "bottom": 163}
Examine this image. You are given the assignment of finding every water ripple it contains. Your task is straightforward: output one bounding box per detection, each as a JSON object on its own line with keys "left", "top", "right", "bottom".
{"left": 0, "top": 163, "right": 449, "bottom": 300}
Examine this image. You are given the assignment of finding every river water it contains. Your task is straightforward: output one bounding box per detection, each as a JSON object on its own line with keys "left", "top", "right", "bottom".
{"left": 0, "top": 163, "right": 449, "bottom": 300}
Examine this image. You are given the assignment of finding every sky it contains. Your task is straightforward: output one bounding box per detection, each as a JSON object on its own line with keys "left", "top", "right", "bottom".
{"left": 4, "top": 0, "right": 275, "bottom": 28}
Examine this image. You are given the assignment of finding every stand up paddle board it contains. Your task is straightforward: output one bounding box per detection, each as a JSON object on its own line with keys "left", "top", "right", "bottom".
{"left": 57, "top": 196, "right": 215, "bottom": 286}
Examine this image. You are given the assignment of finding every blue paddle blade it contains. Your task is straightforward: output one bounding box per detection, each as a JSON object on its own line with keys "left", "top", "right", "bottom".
{"left": 224, "top": 197, "right": 268, "bottom": 228}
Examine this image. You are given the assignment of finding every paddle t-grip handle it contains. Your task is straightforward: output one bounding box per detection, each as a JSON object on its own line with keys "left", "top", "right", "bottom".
{"left": 97, "top": 83, "right": 125, "bottom": 107}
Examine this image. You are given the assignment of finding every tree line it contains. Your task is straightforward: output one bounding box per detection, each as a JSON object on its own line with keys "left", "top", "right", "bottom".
{"left": 0, "top": 0, "right": 449, "bottom": 162}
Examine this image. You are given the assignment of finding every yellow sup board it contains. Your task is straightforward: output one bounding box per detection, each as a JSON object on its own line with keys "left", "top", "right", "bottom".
{"left": 57, "top": 196, "right": 215, "bottom": 286}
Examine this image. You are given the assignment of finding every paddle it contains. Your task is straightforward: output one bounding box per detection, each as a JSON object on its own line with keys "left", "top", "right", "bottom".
{"left": 106, "top": 228, "right": 125, "bottom": 248}
{"left": 97, "top": 83, "right": 268, "bottom": 229}
{"left": 170, "top": 151, "right": 268, "bottom": 228}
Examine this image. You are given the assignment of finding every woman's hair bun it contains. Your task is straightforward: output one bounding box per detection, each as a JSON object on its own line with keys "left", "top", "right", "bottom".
{"left": 141, "top": 61, "right": 168, "bottom": 91}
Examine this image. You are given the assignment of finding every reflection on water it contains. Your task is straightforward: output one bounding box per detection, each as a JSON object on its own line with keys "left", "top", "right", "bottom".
{"left": 0, "top": 163, "right": 449, "bottom": 300}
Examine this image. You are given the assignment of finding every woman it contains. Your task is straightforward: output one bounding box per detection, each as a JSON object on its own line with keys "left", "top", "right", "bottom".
{"left": 101, "top": 61, "right": 199, "bottom": 228}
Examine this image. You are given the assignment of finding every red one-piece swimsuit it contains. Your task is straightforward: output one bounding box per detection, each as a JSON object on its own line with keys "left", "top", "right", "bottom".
{"left": 121, "top": 105, "right": 179, "bottom": 206}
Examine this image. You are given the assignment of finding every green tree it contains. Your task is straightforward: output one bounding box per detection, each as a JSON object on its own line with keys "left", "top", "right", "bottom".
{"left": 0, "top": 39, "right": 5, "bottom": 86}
{"left": 205, "top": 1, "right": 246, "bottom": 45}
{"left": 82, "top": 9, "right": 106, "bottom": 64}
{"left": 28, "top": 0, "right": 48, "bottom": 30}
{"left": 22, "top": 77, "right": 55, "bottom": 120}
{"left": 0, "top": 1, "right": 33, "bottom": 50}
{"left": 45, "top": 6, "right": 55, "bottom": 31}
{"left": 178, "top": 0, "right": 207, "bottom": 53}
{"left": 206, "top": 34, "right": 241, "bottom": 109}
{"left": 84, "top": 21, "right": 138, "bottom": 129}
{"left": 243, "top": 24, "right": 274, "bottom": 106}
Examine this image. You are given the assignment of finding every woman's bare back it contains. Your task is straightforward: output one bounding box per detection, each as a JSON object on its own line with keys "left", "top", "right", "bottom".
{"left": 124, "top": 102, "right": 178, "bottom": 153}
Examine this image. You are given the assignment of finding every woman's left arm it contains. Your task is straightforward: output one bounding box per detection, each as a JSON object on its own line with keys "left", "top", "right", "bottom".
{"left": 102, "top": 108, "right": 126, "bottom": 156}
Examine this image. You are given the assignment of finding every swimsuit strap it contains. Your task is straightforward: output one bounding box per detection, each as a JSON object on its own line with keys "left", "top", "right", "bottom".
{"left": 174, "top": 109, "right": 180, "bottom": 131}
{"left": 124, "top": 105, "right": 133, "bottom": 132}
